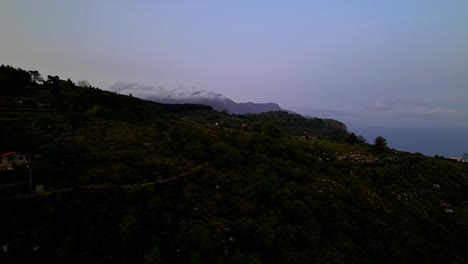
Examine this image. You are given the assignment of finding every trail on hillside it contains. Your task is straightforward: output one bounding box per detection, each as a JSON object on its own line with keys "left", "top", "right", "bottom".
{"left": 0, "top": 162, "right": 209, "bottom": 200}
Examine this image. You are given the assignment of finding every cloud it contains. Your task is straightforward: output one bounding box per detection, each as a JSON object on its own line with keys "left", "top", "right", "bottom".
{"left": 108, "top": 82, "right": 226, "bottom": 100}
{"left": 371, "top": 100, "right": 394, "bottom": 111}
{"left": 110, "top": 82, "right": 157, "bottom": 94}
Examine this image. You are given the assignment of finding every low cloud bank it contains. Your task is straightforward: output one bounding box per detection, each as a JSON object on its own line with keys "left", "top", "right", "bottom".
{"left": 109, "top": 82, "right": 226, "bottom": 101}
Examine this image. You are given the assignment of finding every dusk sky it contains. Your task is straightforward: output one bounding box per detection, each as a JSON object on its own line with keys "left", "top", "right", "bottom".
{"left": 2, "top": 1, "right": 468, "bottom": 150}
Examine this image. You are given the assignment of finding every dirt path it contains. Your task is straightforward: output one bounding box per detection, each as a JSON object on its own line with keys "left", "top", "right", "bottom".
{"left": 0, "top": 163, "right": 209, "bottom": 200}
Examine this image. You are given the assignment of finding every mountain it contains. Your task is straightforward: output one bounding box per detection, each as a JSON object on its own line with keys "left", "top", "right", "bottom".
{"left": 108, "top": 82, "right": 285, "bottom": 114}
{"left": 148, "top": 94, "right": 284, "bottom": 114}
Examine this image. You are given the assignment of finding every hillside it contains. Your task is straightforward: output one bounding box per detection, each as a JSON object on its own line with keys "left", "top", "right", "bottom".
{"left": 1, "top": 65, "right": 468, "bottom": 263}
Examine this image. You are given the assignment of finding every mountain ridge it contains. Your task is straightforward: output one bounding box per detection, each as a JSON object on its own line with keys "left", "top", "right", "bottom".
{"left": 147, "top": 96, "right": 284, "bottom": 115}
{"left": 109, "top": 82, "right": 288, "bottom": 115}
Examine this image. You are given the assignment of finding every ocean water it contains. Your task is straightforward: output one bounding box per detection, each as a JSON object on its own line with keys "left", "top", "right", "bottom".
{"left": 288, "top": 106, "right": 467, "bottom": 158}
{"left": 352, "top": 126, "right": 468, "bottom": 158}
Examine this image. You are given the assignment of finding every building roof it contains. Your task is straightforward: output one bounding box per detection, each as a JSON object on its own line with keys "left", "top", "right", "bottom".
{"left": 1, "top": 152, "right": 15, "bottom": 157}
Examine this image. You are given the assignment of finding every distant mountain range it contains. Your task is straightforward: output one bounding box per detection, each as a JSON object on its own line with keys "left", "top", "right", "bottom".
{"left": 148, "top": 96, "right": 284, "bottom": 115}
{"left": 109, "top": 83, "right": 285, "bottom": 115}
{"left": 146, "top": 93, "right": 352, "bottom": 132}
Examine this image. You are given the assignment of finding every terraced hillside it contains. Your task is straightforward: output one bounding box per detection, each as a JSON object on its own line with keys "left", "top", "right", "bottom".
{"left": 1, "top": 65, "right": 468, "bottom": 263}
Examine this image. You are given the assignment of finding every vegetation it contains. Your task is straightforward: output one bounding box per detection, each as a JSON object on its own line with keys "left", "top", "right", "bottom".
{"left": 1, "top": 65, "right": 468, "bottom": 263}
{"left": 345, "top": 133, "right": 366, "bottom": 145}
{"left": 374, "top": 136, "right": 389, "bottom": 153}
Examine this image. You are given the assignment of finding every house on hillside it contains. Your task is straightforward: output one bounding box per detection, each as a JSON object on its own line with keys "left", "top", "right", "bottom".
{"left": 0, "top": 152, "right": 29, "bottom": 171}
{"left": 448, "top": 157, "right": 463, "bottom": 162}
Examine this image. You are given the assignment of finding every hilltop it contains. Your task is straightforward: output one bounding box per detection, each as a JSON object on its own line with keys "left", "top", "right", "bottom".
{"left": 1, "top": 65, "right": 468, "bottom": 263}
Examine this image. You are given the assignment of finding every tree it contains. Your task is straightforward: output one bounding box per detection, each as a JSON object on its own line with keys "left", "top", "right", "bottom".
{"left": 29, "top": 70, "right": 44, "bottom": 84}
{"left": 262, "top": 122, "right": 281, "bottom": 138}
{"left": 374, "top": 136, "right": 389, "bottom": 153}
{"left": 46, "top": 75, "right": 61, "bottom": 93}
{"left": 346, "top": 133, "right": 367, "bottom": 145}
{"left": 357, "top": 135, "right": 367, "bottom": 144}
{"left": 77, "top": 80, "right": 91, "bottom": 87}
{"left": 463, "top": 152, "right": 468, "bottom": 162}
{"left": 0, "top": 65, "right": 33, "bottom": 96}
{"left": 64, "top": 112, "right": 84, "bottom": 134}
{"left": 346, "top": 133, "right": 359, "bottom": 145}
{"left": 145, "top": 245, "right": 162, "bottom": 264}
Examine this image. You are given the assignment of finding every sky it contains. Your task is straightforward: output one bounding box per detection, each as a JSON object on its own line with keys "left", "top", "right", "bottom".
{"left": 1, "top": 0, "right": 468, "bottom": 155}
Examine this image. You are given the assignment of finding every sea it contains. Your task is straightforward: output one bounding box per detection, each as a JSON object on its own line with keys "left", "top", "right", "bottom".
{"left": 351, "top": 126, "right": 468, "bottom": 158}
